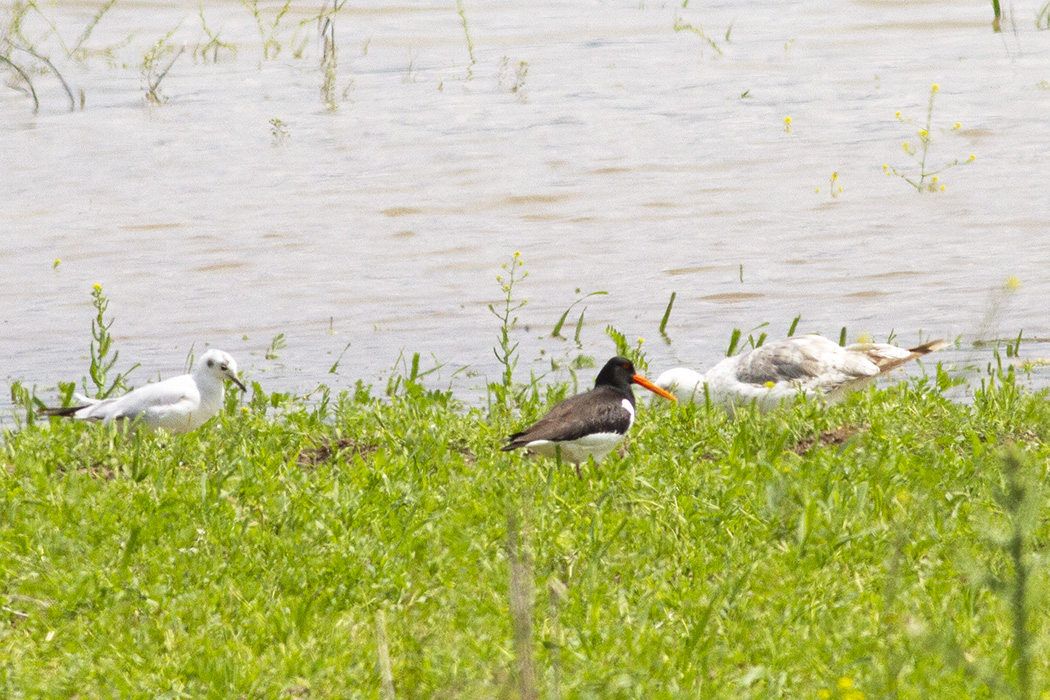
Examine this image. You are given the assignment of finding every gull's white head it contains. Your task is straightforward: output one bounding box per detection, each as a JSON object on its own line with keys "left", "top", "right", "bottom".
{"left": 654, "top": 368, "right": 706, "bottom": 404}
{"left": 196, "top": 349, "right": 247, "bottom": 391}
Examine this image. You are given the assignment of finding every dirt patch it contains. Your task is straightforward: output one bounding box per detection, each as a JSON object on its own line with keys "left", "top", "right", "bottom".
{"left": 297, "top": 438, "right": 379, "bottom": 468}
{"left": 51, "top": 462, "right": 118, "bottom": 480}
{"left": 790, "top": 425, "right": 865, "bottom": 454}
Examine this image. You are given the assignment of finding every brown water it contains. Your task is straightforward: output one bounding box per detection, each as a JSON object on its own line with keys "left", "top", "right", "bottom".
{"left": 3, "top": 0, "right": 1050, "bottom": 412}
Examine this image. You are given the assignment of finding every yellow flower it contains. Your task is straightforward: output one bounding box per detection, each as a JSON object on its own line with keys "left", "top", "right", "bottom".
{"left": 784, "top": 116, "right": 792, "bottom": 125}
{"left": 968, "top": 154, "right": 976, "bottom": 162}
{"left": 1005, "top": 276, "right": 1022, "bottom": 291}
{"left": 939, "top": 185, "right": 946, "bottom": 191}
{"left": 513, "top": 251, "right": 521, "bottom": 257}
{"left": 931, "top": 83, "right": 940, "bottom": 92}
{"left": 92, "top": 283, "right": 102, "bottom": 292}
{"left": 918, "top": 129, "right": 928, "bottom": 139}
{"left": 953, "top": 122, "right": 962, "bottom": 130}
{"left": 764, "top": 381, "right": 776, "bottom": 389}
{"left": 837, "top": 677, "right": 854, "bottom": 692}
{"left": 818, "top": 690, "right": 832, "bottom": 700}
{"left": 52, "top": 259, "right": 61, "bottom": 269}
{"left": 882, "top": 164, "right": 888, "bottom": 171}
{"left": 637, "top": 337, "right": 645, "bottom": 345}
{"left": 894, "top": 110, "right": 901, "bottom": 118}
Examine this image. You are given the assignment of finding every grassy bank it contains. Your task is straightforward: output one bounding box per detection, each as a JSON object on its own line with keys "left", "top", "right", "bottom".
{"left": 2, "top": 353, "right": 1049, "bottom": 699}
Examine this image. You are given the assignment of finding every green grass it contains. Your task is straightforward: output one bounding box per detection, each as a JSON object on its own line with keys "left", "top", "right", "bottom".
{"left": 2, "top": 360, "right": 1049, "bottom": 699}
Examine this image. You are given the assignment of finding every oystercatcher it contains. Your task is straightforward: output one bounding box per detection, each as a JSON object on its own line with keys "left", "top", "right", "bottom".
{"left": 656, "top": 335, "right": 946, "bottom": 411}
{"left": 40, "top": 349, "right": 247, "bottom": 433}
{"left": 502, "top": 356, "right": 676, "bottom": 466}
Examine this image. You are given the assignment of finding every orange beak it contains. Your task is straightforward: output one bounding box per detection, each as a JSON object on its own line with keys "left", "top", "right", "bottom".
{"left": 632, "top": 373, "right": 677, "bottom": 402}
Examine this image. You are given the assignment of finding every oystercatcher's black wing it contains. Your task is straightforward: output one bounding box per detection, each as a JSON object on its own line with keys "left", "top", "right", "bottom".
{"left": 502, "top": 385, "right": 632, "bottom": 450}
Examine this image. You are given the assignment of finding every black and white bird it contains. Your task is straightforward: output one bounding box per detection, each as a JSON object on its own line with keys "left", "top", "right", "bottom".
{"left": 40, "top": 349, "right": 247, "bottom": 433}
{"left": 502, "top": 356, "right": 677, "bottom": 466}
{"left": 655, "top": 335, "right": 946, "bottom": 411}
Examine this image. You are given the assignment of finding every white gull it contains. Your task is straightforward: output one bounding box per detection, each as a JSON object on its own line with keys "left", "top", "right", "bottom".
{"left": 656, "top": 335, "right": 946, "bottom": 411}
{"left": 40, "top": 349, "right": 246, "bottom": 433}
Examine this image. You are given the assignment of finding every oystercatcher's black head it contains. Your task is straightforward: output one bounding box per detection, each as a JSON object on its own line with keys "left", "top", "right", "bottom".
{"left": 594, "top": 356, "right": 677, "bottom": 403}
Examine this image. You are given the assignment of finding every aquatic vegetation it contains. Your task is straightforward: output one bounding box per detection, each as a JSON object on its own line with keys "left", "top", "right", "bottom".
{"left": 0, "top": 0, "right": 116, "bottom": 111}
{"left": 269, "top": 116, "right": 289, "bottom": 145}
{"left": 497, "top": 56, "right": 530, "bottom": 102}
{"left": 673, "top": 15, "right": 724, "bottom": 56}
{"left": 195, "top": 4, "right": 237, "bottom": 63}
{"left": 974, "top": 276, "right": 1023, "bottom": 348}
{"left": 0, "top": 51, "right": 39, "bottom": 111}
{"left": 265, "top": 333, "right": 287, "bottom": 361}
{"left": 317, "top": 0, "right": 348, "bottom": 110}
{"left": 815, "top": 171, "right": 842, "bottom": 198}
{"left": 242, "top": 0, "right": 292, "bottom": 60}
{"left": 659, "top": 291, "right": 676, "bottom": 340}
{"left": 85, "top": 284, "right": 138, "bottom": 400}
{"left": 141, "top": 26, "right": 184, "bottom": 105}
{"left": 0, "top": 37, "right": 77, "bottom": 112}
{"left": 488, "top": 252, "right": 528, "bottom": 408}
{"left": 884, "top": 84, "right": 976, "bottom": 193}
{"left": 550, "top": 288, "right": 606, "bottom": 344}
{"left": 70, "top": 0, "right": 116, "bottom": 59}
{"left": 456, "top": 0, "right": 476, "bottom": 78}
{"left": 320, "top": 15, "right": 337, "bottom": 109}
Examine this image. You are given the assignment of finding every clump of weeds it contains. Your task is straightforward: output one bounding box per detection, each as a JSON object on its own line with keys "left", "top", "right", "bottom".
{"left": 0, "top": 0, "right": 128, "bottom": 111}
{"left": 815, "top": 171, "right": 842, "bottom": 199}
{"left": 69, "top": 0, "right": 117, "bottom": 59}
{"left": 318, "top": 0, "right": 348, "bottom": 111}
{"left": 84, "top": 284, "right": 138, "bottom": 399}
{"left": 456, "top": 0, "right": 476, "bottom": 79}
{"left": 270, "top": 117, "right": 289, "bottom": 145}
{"left": 673, "top": 14, "right": 724, "bottom": 57}
{"left": 0, "top": 2, "right": 79, "bottom": 112}
{"left": 488, "top": 251, "right": 528, "bottom": 411}
{"left": 142, "top": 26, "right": 184, "bottom": 104}
{"left": 242, "top": 0, "right": 292, "bottom": 60}
{"left": 884, "top": 84, "right": 976, "bottom": 193}
{"left": 497, "top": 56, "right": 529, "bottom": 102}
{"left": 195, "top": 3, "right": 237, "bottom": 63}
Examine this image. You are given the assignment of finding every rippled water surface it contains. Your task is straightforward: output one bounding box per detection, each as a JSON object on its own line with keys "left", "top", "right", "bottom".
{"left": 3, "top": 0, "right": 1050, "bottom": 410}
